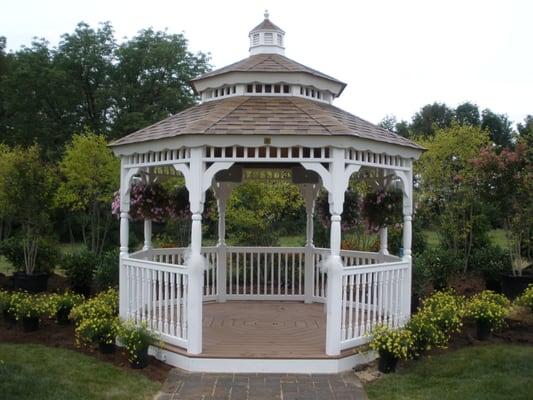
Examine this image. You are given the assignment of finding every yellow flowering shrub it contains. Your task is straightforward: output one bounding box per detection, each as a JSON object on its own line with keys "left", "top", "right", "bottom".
{"left": 369, "top": 325, "right": 414, "bottom": 360}
{"left": 419, "top": 290, "right": 465, "bottom": 337}
{"left": 9, "top": 291, "right": 48, "bottom": 320}
{"left": 118, "top": 320, "right": 159, "bottom": 363}
{"left": 406, "top": 311, "right": 449, "bottom": 356}
{"left": 46, "top": 291, "right": 84, "bottom": 316}
{"left": 466, "top": 290, "right": 510, "bottom": 330}
{"left": 0, "top": 290, "right": 12, "bottom": 314}
{"left": 515, "top": 284, "right": 533, "bottom": 312}
{"left": 70, "top": 289, "right": 119, "bottom": 346}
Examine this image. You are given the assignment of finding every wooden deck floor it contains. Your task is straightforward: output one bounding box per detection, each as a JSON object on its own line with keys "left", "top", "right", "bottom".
{"left": 197, "top": 301, "right": 330, "bottom": 359}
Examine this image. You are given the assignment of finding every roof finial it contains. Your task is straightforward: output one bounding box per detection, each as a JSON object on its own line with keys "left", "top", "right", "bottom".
{"left": 264, "top": 9, "right": 269, "bottom": 20}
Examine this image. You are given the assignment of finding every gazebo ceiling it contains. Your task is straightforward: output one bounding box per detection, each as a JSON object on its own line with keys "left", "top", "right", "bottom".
{"left": 110, "top": 96, "right": 422, "bottom": 150}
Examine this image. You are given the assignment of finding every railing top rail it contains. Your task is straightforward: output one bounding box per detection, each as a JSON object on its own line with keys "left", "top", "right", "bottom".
{"left": 226, "top": 246, "right": 306, "bottom": 253}
{"left": 342, "top": 260, "right": 408, "bottom": 275}
{"left": 122, "top": 256, "right": 189, "bottom": 274}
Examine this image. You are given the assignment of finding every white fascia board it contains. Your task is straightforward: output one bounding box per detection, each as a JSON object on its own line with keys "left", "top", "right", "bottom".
{"left": 111, "top": 134, "right": 423, "bottom": 160}
{"left": 193, "top": 72, "right": 344, "bottom": 97}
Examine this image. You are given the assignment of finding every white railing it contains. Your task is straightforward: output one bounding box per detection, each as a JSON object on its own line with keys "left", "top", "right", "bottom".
{"left": 225, "top": 247, "right": 306, "bottom": 300}
{"left": 121, "top": 256, "right": 189, "bottom": 348}
{"left": 339, "top": 260, "right": 410, "bottom": 349}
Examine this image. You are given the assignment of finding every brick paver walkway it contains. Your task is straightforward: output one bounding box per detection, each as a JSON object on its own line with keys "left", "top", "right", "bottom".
{"left": 154, "top": 370, "right": 367, "bottom": 400}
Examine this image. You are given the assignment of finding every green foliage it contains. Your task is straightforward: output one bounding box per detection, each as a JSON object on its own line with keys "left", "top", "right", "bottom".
{"left": 416, "top": 247, "right": 463, "bottom": 289}
{"left": 0, "top": 289, "right": 12, "bottom": 314}
{"left": 481, "top": 108, "right": 513, "bottom": 148}
{"left": 515, "top": 284, "right": 533, "bottom": 313}
{"left": 9, "top": 291, "right": 48, "bottom": 320}
{"left": 455, "top": 102, "right": 481, "bottom": 127}
{"left": 406, "top": 311, "right": 449, "bottom": 356}
{"left": 94, "top": 248, "right": 119, "bottom": 291}
{"left": 369, "top": 325, "right": 414, "bottom": 360}
{"left": 56, "top": 132, "right": 119, "bottom": 256}
{"left": 419, "top": 290, "right": 465, "bottom": 337}
{"left": 226, "top": 181, "right": 304, "bottom": 246}
{"left": 465, "top": 291, "right": 510, "bottom": 330}
{"left": 0, "top": 236, "right": 61, "bottom": 274}
{"left": 388, "top": 217, "right": 427, "bottom": 256}
{"left": 61, "top": 250, "right": 99, "bottom": 292}
{"left": 361, "top": 188, "right": 402, "bottom": 229}
{"left": 69, "top": 288, "right": 119, "bottom": 346}
{"left": 46, "top": 291, "right": 84, "bottom": 319}
{"left": 469, "top": 244, "right": 511, "bottom": 282}
{"left": 410, "top": 102, "right": 455, "bottom": 137}
{"left": 118, "top": 320, "right": 159, "bottom": 363}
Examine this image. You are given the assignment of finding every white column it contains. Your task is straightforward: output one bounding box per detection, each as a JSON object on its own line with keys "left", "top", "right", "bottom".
{"left": 400, "top": 165, "right": 413, "bottom": 322}
{"left": 186, "top": 147, "right": 205, "bottom": 355}
{"left": 142, "top": 219, "right": 152, "bottom": 251}
{"left": 325, "top": 148, "right": 345, "bottom": 356}
{"left": 379, "top": 227, "right": 389, "bottom": 256}
{"left": 214, "top": 182, "right": 232, "bottom": 303}
{"left": 119, "top": 162, "right": 133, "bottom": 319}
{"left": 300, "top": 184, "right": 319, "bottom": 304}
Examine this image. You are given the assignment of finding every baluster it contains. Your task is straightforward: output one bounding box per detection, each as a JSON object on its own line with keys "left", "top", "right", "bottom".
{"left": 151, "top": 269, "right": 156, "bottom": 329}
{"left": 341, "top": 275, "right": 347, "bottom": 340}
{"left": 135, "top": 267, "right": 141, "bottom": 322}
{"left": 263, "top": 253, "right": 267, "bottom": 295}
{"left": 291, "top": 253, "right": 295, "bottom": 295}
{"left": 354, "top": 273, "right": 361, "bottom": 337}
{"left": 314, "top": 254, "right": 319, "bottom": 297}
{"left": 298, "top": 253, "right": 302, "bottom": 295}
{"left": 229, "top": 252, "right": 233, "bottom": 295}
{"left": 157, "top": 270, "right": 162, "bottom": 331}
{"left": 183, "top": 275, "right": 188, "bottom": 339}
{"left": 320, "top": 255, "right": 326, "bottom": 297}
{"left": 284, "top": 254, "right": 288, "bottom": 295}
{"left": 377, "top": 271, "right": 383, "bottom": 325}
{"left": 387, "top": 270, "right": 393, "bottom": 327}
{"left": 250, "top": 252, "right": 254, "bottom": 295}
{"left": 127, "top": 265, "right": 133, "bottom": 319}
{"left": 170, "top": 272, "right": 176, "bottom": 336}
{"left": 348, "top": 274, "right": 354, "bottom": 339}
{"left": 366, "top": 272, "right": 373, "bottom": 332}
{"left": 236, "top": 252, "right": 240, "bottom": 295}
{"left": 372, "top": 272, "right": 378, "bottom": 328}
{"left": 277, "top": 252, "right": 281, "bottom": 295}
{"left": 395, "top": 268, "right": 401, "bottom": 327}
{"left": 176, "top": 273, "right": 182, "bottom": 338}
{"left": 361, "top": 272, "right": 367, "bottom": 336}
{"left": 270, "top": 253, "right": 274, "bottom": 295}
{"left": 244, "top": 252, "right": 248, "bottom": 295}
{"left": 164, "top": 271, "right": 169, "bottom": 334}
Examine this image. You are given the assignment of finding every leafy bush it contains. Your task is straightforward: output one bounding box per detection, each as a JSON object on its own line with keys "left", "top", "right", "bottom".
{"left": 369, "top": 325, "right": 414, "bottom": 360}
{"left": 515, "top": 284, "right": 533, "bottom": 312}
{"left": 361, "top": 188, "right": 402, "bottom": 229}
{"left": 0, "top": 290, "right": 12, "bottom": 314}
{"left": 417, "top": 247, "right": 463, "bottom": 289}
{"left": 94, "top": 248, "right": 119, "bottom": 291}
{"left": 406, "top": 311, "right": 448, "bottom": 356}
{"left": 465, "top": 290, "right": 510, "bottom": 330}
{"left": 46, "top": 291, "right": 84, "bottom": 322}
{"left": 0, "top": 236, "right": 61, "bottom": 274}
{"left": 61, "top": 250, "right": 98, "bottom": 293}
{"left": 118, "top": 320, "right": 159, "bottom": 364}
{"left": 418, "top": 290, "right": 465, "bottom": 337}
{"left": 387, "top": 217, "right": 427, "bottom": 256}
{"left": 70, "top": 288, "right": 119, "bottom": 346}
{"left": 469, "top": 245, "right": 511, "bottom": 283}
{"left": 9, "top": 291, "right": 48, "bottom": 320}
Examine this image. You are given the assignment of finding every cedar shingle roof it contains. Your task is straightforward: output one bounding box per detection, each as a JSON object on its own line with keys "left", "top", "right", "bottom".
{"left": 192, "top": 54, "right": 345, "bottom": 89}
{"left": 110, "top": 96, "right": 423, "bottom": 150}
{"left": 250, "top": 18, "right": 284, "bottom": 33}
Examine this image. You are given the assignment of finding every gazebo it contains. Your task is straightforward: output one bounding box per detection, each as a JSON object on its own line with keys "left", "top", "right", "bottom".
{"left": 110, "top": 12, "right": 423, "bottom": 373}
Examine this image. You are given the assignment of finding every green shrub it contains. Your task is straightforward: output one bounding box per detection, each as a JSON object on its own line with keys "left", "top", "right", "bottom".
{"left": 70, "top": 289, "right": 119, "bottom": 346}
{"left": 118, "top": 320, "right": 159, "bottom": 364}
{"left": 387, "top": 217, "right": 427, "bottom": 256}
{"left": 419, "top": 290, "right": 465, "bottom": 337}
{"left": 515, "top": 284, "right": 533, "bottom": 312}
{"left": 46, "top": 291, "right": 84, "bottom": 322}
{"left": 9, "top": 292, "right": 48, "bottom": 320}
{"left": 469, "top": 245, "right": 511, "bottom": 283}
{"left": 417, "top": 247, "right": 463, "bottom": 289}
{"left": 0, "top": 290, "right": 12, "bottom": 314}
{"left": 94, "top": 248, "right": 119, "bottom": 291}
{"left": 466, "top": 290, "right": 510, "bottom": 330}
{"left": 61, "top": 250, "right": 98, "bottom": 293}
{"left": 0, "top": 236, "right": 61, "bottom": 274}
{"left": 406, "top": 311, "right": 448, "bottom": 356}
{"left": 369, "top": 325, "right": 414, "bottom": 360}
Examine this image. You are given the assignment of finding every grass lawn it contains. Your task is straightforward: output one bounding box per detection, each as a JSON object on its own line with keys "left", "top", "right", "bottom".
{"left": 366, "top": 344, "right": 533, "bottom": 400}
{"left": 423, "top": 229, "right": 509, "bottom": 250}
{"left": 0, "top": 343, "right": 160, "bottom": 400}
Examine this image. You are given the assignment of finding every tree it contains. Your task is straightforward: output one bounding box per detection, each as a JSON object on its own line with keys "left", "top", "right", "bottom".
{"left": 0, "top": 145, "right": 55, "bottom": 274}
{"left": 112, "top": 28, "right": 210, "bottom": 137}
{"left": 417, "top": 124, "right": 491, "bottom": 272}
{"left": 481, "top": 109, "right": 513, "bottom": 148}
{"left": 455, "top": 102, "right": 480, "bottom": 126}
{"left": 379, "top": 115, "right": 397, "bottom": 132}
{"left": 55, "top": 133, "right": 119, "bottom": 256}
{"left": 410, "top": 102, "right": 455, "bottom": 138}
{"left": 517, "top": 115, "right": 533, "bottom": 162}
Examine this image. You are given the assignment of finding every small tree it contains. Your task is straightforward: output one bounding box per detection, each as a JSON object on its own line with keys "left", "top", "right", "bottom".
{"left": 56, "top": 132, "right": 119, "bottom": 256}
{"left": 0, "top": 145, "right": 55, "bottom": 274}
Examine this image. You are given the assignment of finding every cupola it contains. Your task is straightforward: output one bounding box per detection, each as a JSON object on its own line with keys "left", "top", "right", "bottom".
{"left": 249, "top": 10, "right": 285, "bottom": 55}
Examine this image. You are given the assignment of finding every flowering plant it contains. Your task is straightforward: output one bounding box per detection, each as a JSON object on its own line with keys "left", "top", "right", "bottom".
{"left": 10, "top": 291, "right": 48, "bottom": 320}
{"left": 406, "top": 311, "right": 449, "bottom": 356}
{"left": 369, "top": 325, "right": 414, "bottom": 360}
{"left": 466, "top": 291, "right": 510, "bottom": 330}
{"left": 418, "top": 290, "right": 465, "bottom": 337}
{"left": 46, "top": 291, "right": 84, "bottom": 320}
{"left": 515, "top": 284, "right": 533, "bottom": 312}
{"left": 361, "top": 188, "right": 402, "bottom": 229}
{"left": 118, "top": 320, "right": 159, "bottom": 363}
{"left": 0, "top": 290, "right": 11, "bottom": 313}
{"left": 70, "top": 289, "right": 119, "bottom": 346}
{"left": 111, "top": 182, "right": 172, "bottom": 222}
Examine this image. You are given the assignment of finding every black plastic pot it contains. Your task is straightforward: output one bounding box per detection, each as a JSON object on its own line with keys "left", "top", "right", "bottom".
{"left": 476, "top": 319, "right": 492, "bottom": 341}
{"left": 56, "top": 307, "right": 71, "bottom": 325}
{"left": 411, "top": 294, "right": 420, "bottom": 314}
{"left": 11, "top": 272, "right": 49, "bottom": 293}
{"left": 98, "top": 342, "right": 116, "bottom": 354}
{"left": 72, "top": 285, "right": 91, "bottom": 297}
{"left": 22, "top": 316, "right": 39, "bottom": 332}
{"left": 501, "top": 273, "right": 533, "bottom": 300}
{"left": 3, "top": 309, "right": 17, "bottom": 325}
{"left": 130, "top": 347, "right": 149, "bottom": 369}
{"left": 378, "top": 350, "right": 399, "bottom": 373}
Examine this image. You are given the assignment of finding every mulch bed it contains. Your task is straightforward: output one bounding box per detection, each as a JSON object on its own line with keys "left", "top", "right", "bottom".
{"left": 0, "top": 317, "right": 171, "bottom": 383}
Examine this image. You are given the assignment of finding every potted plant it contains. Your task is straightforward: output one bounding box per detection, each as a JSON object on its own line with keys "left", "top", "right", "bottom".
{"left": 10, "top": 291, "right": 47, "bottom": 332}
{"left": 515, "top": 284, "right": 533, "bottom": 312}
{"left": 370, "top": 325, "right": 413, "bottom": 373}
{"left": 118, "top": 320, "right": 159, "bottom": 369}
{"left": 406, "top": 311, "right": 448, "bottom": 358}
{"left": 61, "top": 250, "right": 98, "bottom": 296}
{"left": 466, "top": 290, "right": 510, "bottom": 340}
{"left": 418, "top": 290, "right": 465, "bottom": 338}
{"left": 47, "top": 291, "right": 84, "bottom": 325}
{"left": 70, "top": 289, "right": 119, "bottom": 353}
{"left": 501, "top": 257, "right": 533, "bottom": 300}
{"left": 0, "top": 290, "right": 16, "bottom": 324}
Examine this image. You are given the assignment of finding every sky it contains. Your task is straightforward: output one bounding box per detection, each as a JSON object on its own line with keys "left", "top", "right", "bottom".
{"left": 1, "top": 0, "right": 532, "bottom": 126}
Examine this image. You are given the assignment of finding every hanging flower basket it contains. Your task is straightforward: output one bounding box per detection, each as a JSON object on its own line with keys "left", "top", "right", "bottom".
{"left": 361, "top": 188, "right": 403, "bottom": 229}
